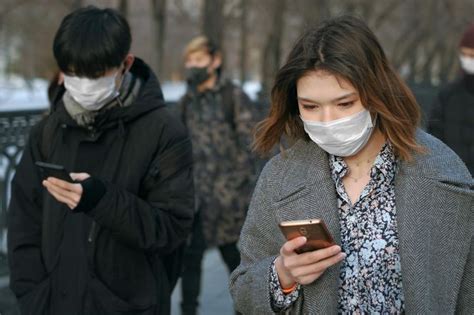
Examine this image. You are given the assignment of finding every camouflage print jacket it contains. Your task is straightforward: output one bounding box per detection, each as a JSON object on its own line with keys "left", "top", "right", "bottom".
{"left": 177, "top": 79, "right": 257, "bottom": 247}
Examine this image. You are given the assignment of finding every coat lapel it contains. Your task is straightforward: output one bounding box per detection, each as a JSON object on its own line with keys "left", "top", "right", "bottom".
{"left": 273, "top": 141, "right": 341, "bottom": 314}
{"left": 394, "top": 170, "right": 432, "bottom": 313}
{"left": 395, "top": 152, "right": 473, "bottom": 313}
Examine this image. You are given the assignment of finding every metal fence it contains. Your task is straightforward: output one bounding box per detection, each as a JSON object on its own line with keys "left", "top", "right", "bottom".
{"left": 0, "top": 109, "right": 46, "bottom": 314}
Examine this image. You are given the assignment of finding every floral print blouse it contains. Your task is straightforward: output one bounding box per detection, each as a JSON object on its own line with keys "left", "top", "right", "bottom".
{"left": 270, "top": 143, "right": 405, "bottom": 314}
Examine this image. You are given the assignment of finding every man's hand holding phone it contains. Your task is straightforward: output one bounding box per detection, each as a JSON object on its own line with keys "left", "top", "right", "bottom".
{"left": 275, "top": 237, "right": 346, "bottom": 288}
{"left": 36, "top": 162, "right": 90, "bottom": 209}
{"left": 42, "top": 173, "right": 90, "bottom": 209}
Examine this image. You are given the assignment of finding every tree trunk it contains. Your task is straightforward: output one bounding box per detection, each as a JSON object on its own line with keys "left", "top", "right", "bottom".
{"left": 201, "top": 0, "right": 225, "bottom": 47}
{"left": 118, "top": 0, "right": 128, "bottom": 18}
{"left": 71, "top": 0, "right": 83, "bottom": 10}
{"left": 152, "top": 0, "right": 167, "bottom": 74}
{"left": 301, "top": 0, "right": 330, "bottom": 29}
{"left": 261, "top": 0, "right": 285, "bottom": 98}
{"left": 239, "top": 0, "right": 248, "bottom": 83}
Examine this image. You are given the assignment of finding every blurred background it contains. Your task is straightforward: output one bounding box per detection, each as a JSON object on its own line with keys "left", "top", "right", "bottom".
{"left": 1, "top": 0, "right": 474, "bottom": 97}
{"left": 0, "top": 0, "right": 473, "bottom": 314}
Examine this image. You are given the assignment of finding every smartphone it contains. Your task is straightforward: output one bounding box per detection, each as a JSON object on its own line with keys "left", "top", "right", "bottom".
{"left": 279, "top": 219, "right": 335, "bottom": 254}
{"left": 35, "top": 161, "right": 73, "bottom": 182}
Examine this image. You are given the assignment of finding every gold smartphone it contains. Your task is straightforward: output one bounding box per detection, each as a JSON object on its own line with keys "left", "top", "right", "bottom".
{"left": 278, "top": 219, "right": 335, "bottom": 254}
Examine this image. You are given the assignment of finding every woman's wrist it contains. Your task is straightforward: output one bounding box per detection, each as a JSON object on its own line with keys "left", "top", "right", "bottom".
{"left": 275, "top": 256, "right": 296, "bottom": 289}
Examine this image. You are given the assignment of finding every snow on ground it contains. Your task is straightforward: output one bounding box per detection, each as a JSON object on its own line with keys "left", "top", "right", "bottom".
{"left": 0, "top": 77, "right": 262, "bottom": 111}
{"left": 0, "top": 76, "right": 49, "bottom": 111}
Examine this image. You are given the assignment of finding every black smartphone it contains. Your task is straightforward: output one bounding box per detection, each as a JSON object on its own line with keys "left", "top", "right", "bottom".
{"left": 279, "top": 219, "right": 336, "bottom": 254}
{"left": 35, "top": 161, "right": 73, "bottom": 182}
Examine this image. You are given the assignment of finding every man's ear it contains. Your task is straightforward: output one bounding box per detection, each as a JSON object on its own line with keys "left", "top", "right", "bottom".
{"left": 124, "top": 54, "right": 135, "bottom": 72}
{"left": 211, "top": 52, "right": 222, "bottom": 70}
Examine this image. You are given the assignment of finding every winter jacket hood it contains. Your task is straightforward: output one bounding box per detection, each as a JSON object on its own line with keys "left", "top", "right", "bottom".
{"left": 52, "top": 58, "right": 165, "bottom": 131}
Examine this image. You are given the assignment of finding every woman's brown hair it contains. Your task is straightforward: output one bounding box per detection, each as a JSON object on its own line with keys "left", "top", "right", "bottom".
{"left": 254, "top": 15, "right": 423, "bottom": 161}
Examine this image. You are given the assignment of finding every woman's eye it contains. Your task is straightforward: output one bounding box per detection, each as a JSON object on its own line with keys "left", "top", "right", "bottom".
{"left": 338, "top": 101, "right": 355, "bottom": 107}
{"left": 302, "top": 104, "right": 318, "bottom": 110}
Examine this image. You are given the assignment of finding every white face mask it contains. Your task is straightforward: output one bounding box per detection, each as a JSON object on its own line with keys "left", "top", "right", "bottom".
{"left": 301, "top": 109, "right": 375, "bottom": 157}
{"left": 460, "top": 55, "right": 474, "bottom": 74}
{"left": 63, "top": 71, "right": 120, "bottom": 110}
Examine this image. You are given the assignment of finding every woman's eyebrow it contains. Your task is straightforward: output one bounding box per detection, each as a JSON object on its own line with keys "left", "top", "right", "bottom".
{"left": 297, "top": 92, "right": 357, "bottom": 104}
{"left": 332, "top": 92, "right": 357, "bottom": 102}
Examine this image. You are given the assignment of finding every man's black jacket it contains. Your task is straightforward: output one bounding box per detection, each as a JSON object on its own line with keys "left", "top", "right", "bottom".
{"left": 7, "top": 58, "right": 194, "bottom": 315}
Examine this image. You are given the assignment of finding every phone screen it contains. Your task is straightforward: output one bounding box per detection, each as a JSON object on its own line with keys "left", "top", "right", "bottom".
{"left": 35, "top": 161, "right": 73, "bottom": 182}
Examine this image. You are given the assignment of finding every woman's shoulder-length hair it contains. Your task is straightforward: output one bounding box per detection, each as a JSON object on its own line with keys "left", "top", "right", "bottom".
{"left": 253, "top": 15, "right": 424, "bottom": 162}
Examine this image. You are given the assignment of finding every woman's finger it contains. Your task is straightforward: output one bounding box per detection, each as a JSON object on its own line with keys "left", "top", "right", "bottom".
{"left": 302, "top": 245, "right": 342, "bottom": 264}
{"left": 280, "top": 236, "right": 307, "bottom": 257}
{"left": 284, "top": 245, "right": 342, "bottom": 269}
{"left": 294, "top": 271, "right": 324, "bottom": 285}
{"left": 291, "top": 252, "right": 346, "bottom": 279}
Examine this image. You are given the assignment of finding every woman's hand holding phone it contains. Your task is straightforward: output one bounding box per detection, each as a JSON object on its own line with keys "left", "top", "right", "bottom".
{"left": 275, "top": 236, "right": 346, "bottom": 288}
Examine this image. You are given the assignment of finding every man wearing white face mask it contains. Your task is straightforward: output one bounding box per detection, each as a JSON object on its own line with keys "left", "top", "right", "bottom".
{"left": 7, "top": 6, "right": 194, "bottom": 315}
{"left": 428, "top": 22, "right": 474, "bottom": 176}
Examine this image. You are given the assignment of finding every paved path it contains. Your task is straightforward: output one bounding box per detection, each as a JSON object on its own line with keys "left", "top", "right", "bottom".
{"left": 171, "top": 248, "right": 235, "bottom": 315}
{"left": 0, "top": 248, "right": 235, "bottom": 315}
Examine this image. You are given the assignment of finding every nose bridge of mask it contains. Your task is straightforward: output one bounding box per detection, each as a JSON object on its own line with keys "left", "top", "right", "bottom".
{"left": 302, "top": 109, "right": 367, "bottom": 127}
{"left": 302, "top": 109, "right": 372, "bottom": 141}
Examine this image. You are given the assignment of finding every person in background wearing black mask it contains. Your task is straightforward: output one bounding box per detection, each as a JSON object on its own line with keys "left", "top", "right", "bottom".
{"left": 176, "top": 36, "right": 257, "bottom": 315}
{"left": 8, "top": 6, "right": 194, "bottom": 315}
{"left": 428, "top": 22, "right": 474, "bottom": 176}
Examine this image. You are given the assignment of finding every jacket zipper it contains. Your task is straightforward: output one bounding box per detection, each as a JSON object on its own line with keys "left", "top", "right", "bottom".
{"left": 87, "top": 221, "right": 98, "bottom": 278}
{"left": 88, "top": 221, "right": 97, "bottom": 243}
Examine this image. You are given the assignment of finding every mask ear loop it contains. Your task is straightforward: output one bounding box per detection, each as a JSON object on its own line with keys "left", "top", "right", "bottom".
{"left": 371, "top": 112, "right": 378, "bottom": 129}
{"left": 115, "top": 63, "right": 129, "bottom": 107}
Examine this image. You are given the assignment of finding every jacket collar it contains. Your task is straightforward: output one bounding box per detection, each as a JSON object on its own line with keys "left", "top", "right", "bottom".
{"left": 279, "top": 130, "right": 472, "bottom": 195}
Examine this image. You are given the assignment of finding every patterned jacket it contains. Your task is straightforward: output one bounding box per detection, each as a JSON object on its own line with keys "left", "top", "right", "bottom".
{"left": 177, "top": 79, "right": 258, "bottom": 246}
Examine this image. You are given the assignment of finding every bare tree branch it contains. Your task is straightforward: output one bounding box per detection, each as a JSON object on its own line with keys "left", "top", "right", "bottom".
{"left": 152, "top": 0, "right": 167, "bottom": 73}
{"left": 118, "top": 0, "right": 128, "bottom": 18}
{"left": 240, "top": 0, "right": 248, "bottom": 83}
{"left": 261, "top": 0, "right": 285, "bottom": 95}
{"left": 202, "top": 0, "right": 225, "bottom": 47}
{"left": 372, "top": 0, "right": 405, "bottom": 30}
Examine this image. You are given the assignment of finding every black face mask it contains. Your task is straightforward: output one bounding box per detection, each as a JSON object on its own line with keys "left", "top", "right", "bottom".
{"left": 185, "top": 66, "right": 211, "bottom": 87}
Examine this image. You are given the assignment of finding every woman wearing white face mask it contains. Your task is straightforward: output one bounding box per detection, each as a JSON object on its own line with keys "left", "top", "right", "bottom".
{"left": 230, "top": 16, "right": 473, "bottom": 315}
{"left": 428, "top": 22, "right": 474, "bottom": 176}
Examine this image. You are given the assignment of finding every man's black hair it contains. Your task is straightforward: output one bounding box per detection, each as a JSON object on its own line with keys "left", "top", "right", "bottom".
{"left": 53, "top": 6, "right": 131, "bottom": 78}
